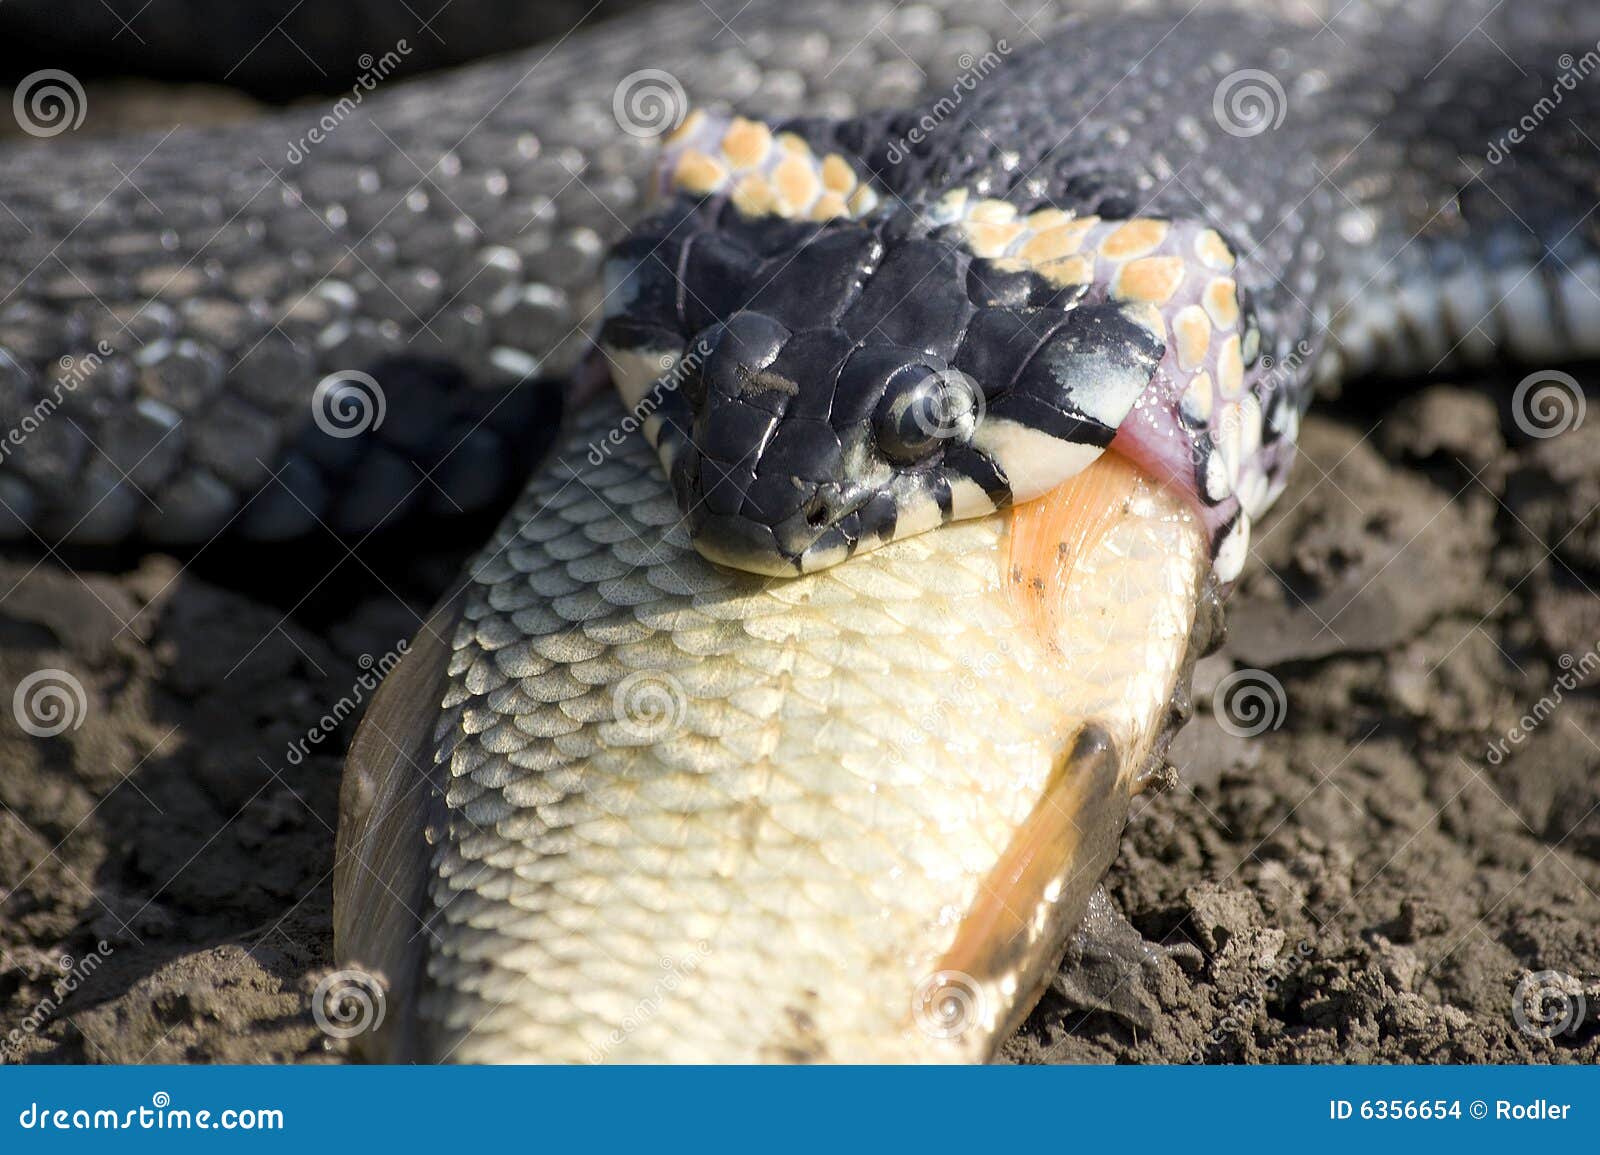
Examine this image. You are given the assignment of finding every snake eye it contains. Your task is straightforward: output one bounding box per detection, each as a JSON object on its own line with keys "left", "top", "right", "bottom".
{"left": 874, "top": 363, "right": 979, "bottom": 464}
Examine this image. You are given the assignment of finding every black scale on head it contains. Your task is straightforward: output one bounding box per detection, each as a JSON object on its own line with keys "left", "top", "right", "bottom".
{"left": 601, "top": 190, "right": 1162, "bottom": 572}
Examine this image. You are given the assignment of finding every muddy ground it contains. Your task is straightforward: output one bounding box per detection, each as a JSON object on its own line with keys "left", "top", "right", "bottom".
{"left": 3, "top": 78, "right": 1600, "bottom": 1065}
{"left": 1010, "top": 379, "right": 1600, "bottom": 1063}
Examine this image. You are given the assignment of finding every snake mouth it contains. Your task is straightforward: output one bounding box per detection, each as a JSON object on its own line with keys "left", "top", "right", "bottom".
{"left": 683, "top": 477, "right": 887, "bottom": 576}
{"left": 599, "top": 188, "right": 1179, "bottom": 582}
{"left": 683, "top": 511, "right": 810, "bottom": 576}
{"left": 686, "top": 514, "right": 843, "bottom": 577}
{"left": 684, "top": 501, "right": 884, "bottom": 577}
{"left": 678, "top": 449, "right": 993, "bottom": 576}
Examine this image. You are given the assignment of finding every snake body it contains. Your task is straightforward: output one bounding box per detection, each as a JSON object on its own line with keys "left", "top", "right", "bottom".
{"left": 3, "top": 0, "right": 1598, "bottom": 1060}
{"left": 598, "top": 3, "right": 1600, "bottom": 581}
{"left": 0, "top": 0, "right": 1025, "bottom": 545}
{"left": 0, "top": 2, "right": 651, "bottom": 100}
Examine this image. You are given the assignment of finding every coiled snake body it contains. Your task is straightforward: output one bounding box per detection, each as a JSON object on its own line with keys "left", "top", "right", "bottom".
{"left": 2, "top": 0, "right": 1596, "bottom": 1060}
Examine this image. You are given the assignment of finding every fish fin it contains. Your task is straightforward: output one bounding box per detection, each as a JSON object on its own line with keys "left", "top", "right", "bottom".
{"left": 1003, "top": 449, "right": 1143, "bottom": 657}
{"left": 925, "top": 451, "right": 1206, "bottom": 1057}
{"left": 932, "top": 722, "right": 1129, "bottom": 1052}
{"left": 332, "top": 588, "right": 463, "bottom": 1062}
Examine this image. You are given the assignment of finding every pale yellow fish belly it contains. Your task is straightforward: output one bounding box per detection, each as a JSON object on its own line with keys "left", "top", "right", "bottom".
{"left": 335, "top": 396, "right": 1207, "bottom": 1062}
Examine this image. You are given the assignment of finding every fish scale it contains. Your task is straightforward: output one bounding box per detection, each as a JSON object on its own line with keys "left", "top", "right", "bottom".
{"left": 333, "top": 395, "right": 1205, "bottom": 1061}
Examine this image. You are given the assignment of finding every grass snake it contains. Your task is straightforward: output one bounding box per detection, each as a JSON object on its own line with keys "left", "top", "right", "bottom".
{"left": 1, "top": 0, "right": 1596, "bottom": 1060}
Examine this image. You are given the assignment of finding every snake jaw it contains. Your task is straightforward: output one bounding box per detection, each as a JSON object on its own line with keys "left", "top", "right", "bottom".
{"left": 683, "top": 448, "right": 986, "bottom": 576}
{"left": 599, "top": 197, "right": 1179, "bottom": 579}
{"left": 605, "top": 128, "right": 1308, "bottom": 591}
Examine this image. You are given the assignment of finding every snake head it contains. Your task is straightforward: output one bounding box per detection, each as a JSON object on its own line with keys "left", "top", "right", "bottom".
{"left": 600, "top": 187, "right": 1164, "bottom": 575}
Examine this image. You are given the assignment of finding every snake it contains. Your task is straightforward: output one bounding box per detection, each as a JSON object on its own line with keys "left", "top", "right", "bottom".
{"left": 0, "top": 1, "right": 654, "bottom": 101}
{"left": 1, "top": 0, "right": 1594, "bottom": 1060}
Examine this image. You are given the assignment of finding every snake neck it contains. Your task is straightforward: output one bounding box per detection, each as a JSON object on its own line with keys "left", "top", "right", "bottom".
{"left": 625, "top": 0, "right": 1600, "bottom": 586}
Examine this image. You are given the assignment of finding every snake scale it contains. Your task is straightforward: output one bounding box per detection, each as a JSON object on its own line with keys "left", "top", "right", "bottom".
{"left": 2, "top": 0, "right": 1597, "bottom": 1060}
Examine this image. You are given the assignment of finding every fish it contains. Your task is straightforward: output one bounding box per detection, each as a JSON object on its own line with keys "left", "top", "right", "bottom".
{"left": 334, "top": 394, "right": 1214, "bottom": 1061}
